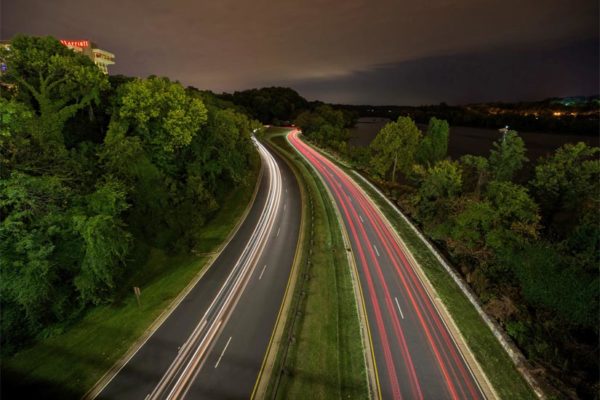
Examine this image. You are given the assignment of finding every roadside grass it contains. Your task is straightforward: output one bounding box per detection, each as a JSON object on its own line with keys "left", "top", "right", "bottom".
{"left": 311, "top": 143, "right": 536, "bottom": 399}
{"left": 264, "top": 130, "right": 368, "bottom": 400}
{"left": 1, "top": 166, "right": 259, "bottom": 399}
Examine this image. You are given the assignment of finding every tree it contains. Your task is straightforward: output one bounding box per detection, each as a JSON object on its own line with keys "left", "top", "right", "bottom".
{"left": 226, "top": 87, "right": 308, "bottom": 123}
{"left": 415, "top": 160, "right": 462, "bottom": 227}
{"left": 0, "top": 173, "right": 80, "bottom": 345}
{"left": 484, "top": 181, "right": 540, "bottom": 252}
{"left": 0, "top": 35, "right": 261, "bottom": 356}
{"left": 73, "top": 179, "right": 131, "bottom": 304}
{"left": 0, "top": 98, "right": 33, "bottom": 175}
{"left": 459, "top": 154, "right": 489, "bottom": 198}
{"left": 370, "top": 116, "right": 421, "bottom": 182}
{"left": 513, "top": 240, "right": 598, "bottom": 328}
{"left": 416, "top": 117, "right": 449, "bottom": 166}
{"left": 294, "top": 105, "right": 348, "bottom": 150}
{"left": 443, "top": 181, "right": 540, "bottom": 271}
{"left": 531, "top": 142, "right": 599, "bottom": 221}
{"left": 114, "top": 77, "right": 207, "bottom": 158}
{"left": 488, "top": 130, "right": 528, "bottom": 182}
{"left": 0, "top": 35, "right": 108, "bottom": 149}
{"left": 103, "top": 78, "right": 210, "bottom": 245}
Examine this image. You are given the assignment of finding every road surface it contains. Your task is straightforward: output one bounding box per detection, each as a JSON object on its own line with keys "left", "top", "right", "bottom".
{"left": 288, "top": 130, "right": 486, "bottom": 400}
{"left": 96, "top": 138, "right": 301, "bottom": 400}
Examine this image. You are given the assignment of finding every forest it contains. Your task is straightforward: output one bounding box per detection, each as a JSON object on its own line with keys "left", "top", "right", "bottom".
{"left": 295, "top": 106, "right": 599, "bottom": 398}
{"left": 0, "top": 36, "right": 259, "bottom": 356}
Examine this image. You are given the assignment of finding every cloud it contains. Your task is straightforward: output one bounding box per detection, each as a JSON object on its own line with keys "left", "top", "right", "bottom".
{"left": 2, "top": 0, "right": 598, "bottom": 103}
{"left": 285, "top": 38, "right": 600, "bottom": 105}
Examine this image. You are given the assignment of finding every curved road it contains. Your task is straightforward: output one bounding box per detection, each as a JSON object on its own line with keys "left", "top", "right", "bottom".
{"left": 96, "top": 138, "right": 301, "bottom": 400}
{"left": 288, "top": 130, "right": 486, "bottom": 400}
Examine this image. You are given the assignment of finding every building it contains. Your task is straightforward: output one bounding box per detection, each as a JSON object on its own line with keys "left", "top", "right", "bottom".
{"left": 60, "top": 39, "right": 115, "bottom": 74}
{"left": 0, "top": 41, "right": 12, "bottom": 90}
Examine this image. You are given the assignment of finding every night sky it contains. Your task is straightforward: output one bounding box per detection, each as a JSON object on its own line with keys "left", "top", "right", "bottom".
{"left": 2, "top": 0, "right": 598, "bottom": 105}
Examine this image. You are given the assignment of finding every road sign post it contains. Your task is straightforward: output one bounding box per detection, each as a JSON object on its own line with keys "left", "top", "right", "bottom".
{"left": 133, "top": 286, "right": 141, "bottom": 307}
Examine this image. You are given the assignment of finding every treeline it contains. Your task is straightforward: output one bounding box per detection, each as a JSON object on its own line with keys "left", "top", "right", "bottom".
{"left": 295, "top": 108, "right": 599, "bottom": 398}
{"left": 220, "top": 87, "right": 309, "bottom": 124}
{"left": 338, "top": 102, "right": 599, "bottom": 136}
{"left": 0, "top": 36, "right": 259, "bottom": 354}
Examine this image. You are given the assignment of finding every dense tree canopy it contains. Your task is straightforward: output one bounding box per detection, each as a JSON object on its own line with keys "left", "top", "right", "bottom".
{"left": 0, "top": 36, "right": 259, "bottom": 355}
{"left": 531, "top": 142, "right": 599, "bottom": 228}
{"left": 224, "top": 86, "right": 308, "bottom": 124}
{"left": 0, "top": 35, "right": 108, "bottom": 149}
{"left": 369, "top": 116, "right": 421, "bottom": 182}
{"left": 488, "top": 130, "right": 528, "bottom": 182}
{"left": 295, "top": 105, "right": 349, "bottom": 153}
{"left": 416, "top": 117, "right": 449, "bottom": 166}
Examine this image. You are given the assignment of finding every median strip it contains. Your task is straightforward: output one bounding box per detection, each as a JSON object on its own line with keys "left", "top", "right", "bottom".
{"left": 261, "top": 128, "right": 370, "bottom": 400}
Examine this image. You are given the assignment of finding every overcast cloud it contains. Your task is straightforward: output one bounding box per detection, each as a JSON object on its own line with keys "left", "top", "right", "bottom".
{"left": 2, "top": 0, "right": 598, "bottom": 104}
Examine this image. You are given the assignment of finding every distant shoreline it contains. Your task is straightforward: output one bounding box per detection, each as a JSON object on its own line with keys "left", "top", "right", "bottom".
{"left": 349, "top": 117, "right": 600, "bottom": 161}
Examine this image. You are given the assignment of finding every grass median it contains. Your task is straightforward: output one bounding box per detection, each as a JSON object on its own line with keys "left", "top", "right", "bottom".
{"left": 263, "top": 129, "right": 368, "bottom": 400}
{"left": 1, "top": 166, "right": 260, "bottom": 399}
{"left": 311, "top": 143, "right": 536, "bottom": 399}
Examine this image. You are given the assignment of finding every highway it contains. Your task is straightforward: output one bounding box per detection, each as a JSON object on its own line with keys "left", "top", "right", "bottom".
{"left": 288, "top": 130, "right": 487, "bottom": 400}
{"left": 96, "top": 138, "right": 301, "bottom": 400}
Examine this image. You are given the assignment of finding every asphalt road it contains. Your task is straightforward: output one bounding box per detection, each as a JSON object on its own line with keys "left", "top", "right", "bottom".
{"left": 97, "top": 138, "right": 301, "bottom": 400}
{"left": 288, "top": 130, "right": 486, "bottom": 400}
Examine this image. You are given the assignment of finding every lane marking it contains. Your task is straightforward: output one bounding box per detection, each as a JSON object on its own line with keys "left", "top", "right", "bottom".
{"left": 214, "top": 336, "right": 232, "bottom": 369}
{"left": 284, "top": 203, "right": 287, "bottom": 211}
{"left": 395, "top": 297, "right": 405, "bottom": 319}
{"left": 373, "top": 244, "right": 380, "bottom": 257}
{"left": 276, "top": 227, "right": 280, "bottom": 237}
{"left": 359, "top": 215, "right": 364, "bottom": 223}
{"left": 148, "top": 138, "right": 283, "bottom": 400}
{"left": 259, "top": 264, "right": 268, "bottom": 280}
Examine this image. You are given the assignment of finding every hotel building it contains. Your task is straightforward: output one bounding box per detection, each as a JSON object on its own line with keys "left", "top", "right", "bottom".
{"left": 60, "top": 40, "right": 115, "bottom": 74}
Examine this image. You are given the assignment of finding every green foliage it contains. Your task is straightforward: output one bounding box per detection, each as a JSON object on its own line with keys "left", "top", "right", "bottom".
{"left": 1, "top": 36, "right": 259, "bottom": 357}
{"left": 459, "top": 154, "right": 489, "bottom": 196}
{"left": 484, "top": 181, "right": 540, "bottom": 250}
{"left": 512, "top": 242, "right": 598, "bottom": 328}
{"left": 488, "top": 130, "right": 528, "bottom": 182}
{"left": 295, "top": 105, "right": 349, "bottom": 152}
{"left": 445, "top": 181, "right": 539, "bottom": 260}
{"left": 531, "top": 142, "right": 599, "bottom": 221}
{"left": 1, "top": 35, "right": 108, "bottom": 148}
{"left": 442, "top": 199, "right": 496, "bottom": 266}
{"left": 369, "top": 116, "right": 421, "bottom": 182}
{"left": 73, "top": 179, "right": 131, "bottom": 304}
{"left": 418, "top": 160, "right": 462, "bottom": 200}
{"left": 0, "top": 173, "right": 80, "bottom": 350}
{"left": 225, "top": 86, "right": 308, "bottom": 123}
{"left": 116, "top": 77, "right": 207, "bottom": 154}
{"left": 414, "top": 160, "right": 462, "bottom": 228}
{"left": 0, "top": 98, "right": 32, "bottom": 138}
{"left": 416, "top": 117, "right": 449, "bottom": 166}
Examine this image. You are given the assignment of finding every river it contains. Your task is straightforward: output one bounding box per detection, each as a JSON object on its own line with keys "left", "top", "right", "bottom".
{"left": 349, "top": 117, "right": 599, "bottom": 161}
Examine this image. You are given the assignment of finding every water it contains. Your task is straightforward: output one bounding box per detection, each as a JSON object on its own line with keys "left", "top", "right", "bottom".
{"left": 349, "top": 117, "right": 599, "bottom": 161}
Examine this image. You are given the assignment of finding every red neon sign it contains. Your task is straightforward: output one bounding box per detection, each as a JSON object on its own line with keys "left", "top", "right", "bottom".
{"left": 60, "top": 40, "right": 89, "bottom": 48}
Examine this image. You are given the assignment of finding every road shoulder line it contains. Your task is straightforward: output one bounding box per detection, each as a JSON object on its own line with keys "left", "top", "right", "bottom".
{"left": 83, "top": 162, "right": 265, "bottom": 400}
{"left": 352, "top": 169, "right": 543, "bottom": 399}
{"left": 287, "top": 132, "right": 380, "bottom": 400}
{"left": 250, "top": 138, "right": 304, "bottom": 400}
